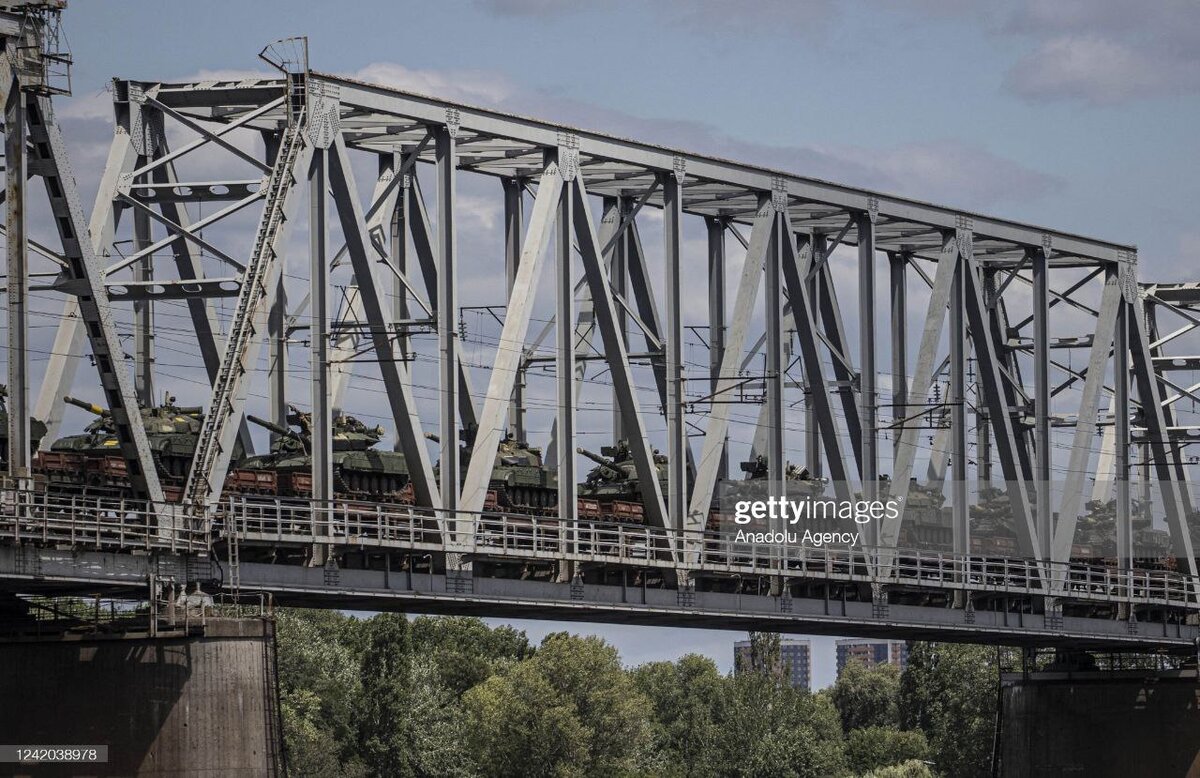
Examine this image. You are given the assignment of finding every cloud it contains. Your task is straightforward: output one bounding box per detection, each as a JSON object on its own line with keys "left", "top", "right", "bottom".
{"left": 475, "top": 0, "right": 838, "bottom": 39}
{"left": 350, "top": 62, "right": 515, "bottom": 106}
{"left": 999, "top": 0, "right": 1200, "bottom": 105}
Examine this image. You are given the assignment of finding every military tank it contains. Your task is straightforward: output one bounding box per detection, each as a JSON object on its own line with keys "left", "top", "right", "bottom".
{"left": 706, "top": 455, "right": 827, "bottom": 531}
{"left": 427, "top": 426, "right": 560, "bottom": 513}
{"left": 36, "top": 394, "right": 212, "bottom": 495}
{"left": 576, "top": 440, "right": 670, "bottom": 523}
{"left": 235, "top": 406, "right": 411, "bottom": 501}
{"left": 0, "top": 385, "right": 47, "bottom": 469}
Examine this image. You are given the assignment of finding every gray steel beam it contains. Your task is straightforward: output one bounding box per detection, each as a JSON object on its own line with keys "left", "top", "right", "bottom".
{"left": 1032, "top": 248, "right": 1052, "bottom": 559}
{"left": 611, "top": 195, "right": 629, "bottom": 441}
{"left": 573, "top": 176, "right": 670, "bottom": 532}
{"left": 325, "top": 75, "right": 1134, "bottom": 264}
{"left": 706, "top": 217, "right": 728, "bottom": 482}
{"left": 686, "top": 199, "right": 770, "bottom": 529}
{"left": 816, "top": 255, "right": 864, "bottom": 473}
{"left": 435, "top": 125, "right": 460, "bottom": 523}
{"left": 779, "top": 217, "right": 852, "bottom": 500}
{"left": 5, "top": 79, "right": 27, "bottom": 481}
{"left": 557, "top": 165, "right": 578, "bottom": 526}
{"left": 950, "top": 248, "right": 968, "bottom": 555}
{"left": 327, "top": 137, "right": 440, "bottom": 511}
{"left": 1127, "top": 283, "right": 1199, "bottom": 578}
{"left": 28, "top": 94, "right": 165, "bottom": 504}
{"left": 889, "top": 252, "right": 907, "bottom": 460}
{"left": 1052, "top": 275, "right": 1121, "bottom": 562}
{"left": 268, "top": 278, "right": 288, "bottom": 433}
{"left": 807, "top": 236, "right": 823, "bottom": 478}
{"left": 132, "top": 190, "right": 154, "bottom": 406}
{"left": 764, "top": 209, "right": 785, "bottom": 488}
{"left": 309, "top": 149, "right": 332, "bottom": 507}
{"left": 963, "top": 254, "right": 1039, "bottom": 558}
{"left": 1114, "top": 295, "right": 1132, "bottom": 575}
{"left": 503, "top": 176, "right": 525, "bottom": 441}
{"left": 858, "top": 213, "right": 878, "bottom": 500}
{"left": 459, "top": 160, "right": 562, "bottom": 515}
{"left": 662, "top": 171, "right": 687, "bottom": 528}
{"left": 882, "top": 234, "right": 959, "bottom": 549}
{"left": 33, "top": 128, "right": 135, "bottom": 443}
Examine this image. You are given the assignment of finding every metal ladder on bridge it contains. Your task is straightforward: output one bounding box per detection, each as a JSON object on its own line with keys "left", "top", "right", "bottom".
{"left": 183, "top": 108, "right": 307, "bottom": 510}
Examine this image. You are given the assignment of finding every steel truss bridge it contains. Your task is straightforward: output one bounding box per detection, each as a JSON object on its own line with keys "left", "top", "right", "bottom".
{"left": 1, "top": 6, "right": 1199, "bottom": 652}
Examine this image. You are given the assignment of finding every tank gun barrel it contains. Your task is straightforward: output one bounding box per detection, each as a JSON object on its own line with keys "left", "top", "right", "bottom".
{"left": 64, "top": 396, "right": 108, "bottom": 416}
{"left": 577, "top": 447, "right": 624, "bottom": 478}
{"left": 425, "top": 432, "right": 440, "bottom": 444}
{"left": 247, "top": 414, "right": 303, "bottom": 441}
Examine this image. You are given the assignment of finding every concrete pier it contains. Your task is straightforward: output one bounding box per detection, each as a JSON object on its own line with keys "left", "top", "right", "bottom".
{"left": 0, "top": 617, "right": 284, "bottom": 777}
{"left": 1000, "top": 666, "right": 1200, "bottom": 777}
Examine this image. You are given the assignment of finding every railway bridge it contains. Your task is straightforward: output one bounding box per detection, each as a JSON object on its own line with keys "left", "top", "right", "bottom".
{"left": 0, "top": 3, "right": 1199, "bottom": 774}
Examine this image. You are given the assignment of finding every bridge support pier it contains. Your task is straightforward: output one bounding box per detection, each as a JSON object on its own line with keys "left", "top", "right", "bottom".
{"left": 0, "top": 616, "right": 284, "bottom": 777}
{"left": 999, "top": 665, "right": 1200, "bottom": 777}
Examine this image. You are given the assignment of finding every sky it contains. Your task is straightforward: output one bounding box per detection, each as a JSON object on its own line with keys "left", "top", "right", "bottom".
{"left": 47, "top": 0, "right": 1200, "bottom": 688}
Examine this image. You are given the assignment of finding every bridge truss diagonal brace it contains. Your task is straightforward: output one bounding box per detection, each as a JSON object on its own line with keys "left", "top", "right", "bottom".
{"left": 780, "top": 215, "right": 853, "bottom": 502}
{"left": 1052, "top": 272, "right": 1122, "bottom": 563}
{"left": 460, "top": 162, "right": 563, "bottom": 515}
{"left": 328, "top": 137, "right": 442, "bottom": 512}
{"left": 25, "top": 93, "right": 166, "bottom": 505}
{"left": 573, "top": 176, "right": 670, "bottom": 534}
{"left": 34, "top": 124, "right": 136, "bottom": 442}
{"left": 961, "top": 255, "right": 1039, "bottom": 560}
{"left": 182, "top": 118, "right": 312, "bottom": 511}
{"left": 686, "top": 199, "right": 772, "bottom": 531}
{"left": 1127, "top": 285, "right": 1199, "bottom": 579}
{"left": 880, "top": 233, "right": 960, "bottom": 551}
{"left": 407, "top": 172, "right": 478, "bottom": 432}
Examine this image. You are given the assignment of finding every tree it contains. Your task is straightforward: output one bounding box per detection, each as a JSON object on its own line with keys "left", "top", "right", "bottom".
{"left": 463, "top": 632, "right": 653, "bottom": 777}
{"left": 828, "top": 660, "right": 901, "bottom": 732}
{"left": 845, "top": 727, "right": 929, "bottom": 775}
{"left": 410, "top": 615, "right": 532, "bottom": 696}
{"left": 356, "top": 613, "right": 416, "bottom": 777}
{"left": 738, "top": 631, "right": 790, "bottom": 685}
{"left": 859, "top": 760, "right": 937, "bottom": 778}
{"left": 633, "top": 654, "right": 726, "bottom": 777}
{"left": 275, "top": 609, "right": 367, "bottom": 778}
{"left": 899, "top": 643, "right": 998, "bottom": 778}
{"left": 714, "top": 672, "right": 847, "bottom": 777}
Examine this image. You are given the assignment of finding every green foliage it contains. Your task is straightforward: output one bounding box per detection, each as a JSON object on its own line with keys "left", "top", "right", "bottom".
{"left": 900, "top": 642, "right": 999, "bottom": 778}
{"left": 410, "top": 615, "right": 532, "bottom": 696}
{"left": 711, "top": 672, "right": 847, "bottom": 778}
{"left": 845, "top": 726, "right": 929, "bottom": 775}
{"left": 829, "top": 660, "right": 901, "bottom": 731}
{"left": 632, "top": 654, "right": 726, "bottom": 777}
{"left": 463, "top": 632, "right": 653, "bottom": 777}
{"left": 276, "top": 609, "right": 367, "bottom": 778}
{"left": 275, "top": 616, "right": 999, "bottom": 778}
{"left": 858, "top": 759, "right": 937, "bottom": 778}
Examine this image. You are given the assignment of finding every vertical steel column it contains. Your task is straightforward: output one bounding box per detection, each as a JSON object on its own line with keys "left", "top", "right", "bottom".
{"left": 132, "top": 202, "right": 154, "bottom": 406}
{"left": 1114, "top": 286, "right": 1132, "bottom": 577}
{"left": 503, "top": 176, "right": 525, "bottom": 441}
{"left": 5, "top": 80, "right": 28, "bottom": 481}
{"left": 950, "top": 254, "right": 968, "bottom": 554}
{"left": 309, "top": 149, "right": 332, "bottom": 508}
{"left": 889, "top": 252, "right": 907, "bottom": 461}
{"left": 435, "top": 124, "right": 459, "bottom": 520}
{"left": 707, "top": 216, "right": 728, "bottom": 482}
{"left": 612, "top": 195, "right": 630, "bottom": 442}
{"left": 764, "top": 212, "right": 785, "bottom": 487}
{"left": 557, "top": 163, "right": 577, "bottom": 525}
{"left": 807, "top": 233, "right": 825, "bottom": 479}
{"left": 662, "top": 172, "right": 687, "bottom": 527}
{"left": 858, "top": 214, "right": 878, "bottom": 518}
{"left": 394, "top": 152, "right": 410, "bottom": 365}
{"left": 1032, "top": 248, "right": 1051, "bottom": 560}
{"left": 267, "top": 280, "right": 288, "bottom": 433}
